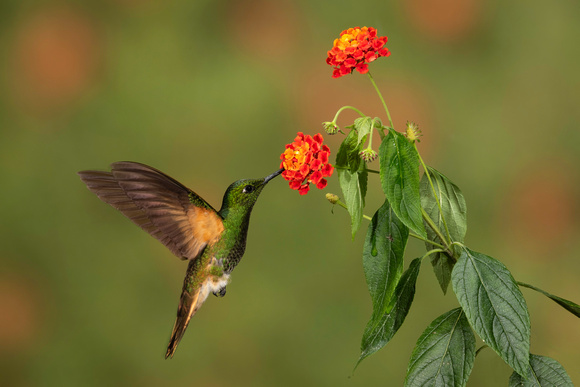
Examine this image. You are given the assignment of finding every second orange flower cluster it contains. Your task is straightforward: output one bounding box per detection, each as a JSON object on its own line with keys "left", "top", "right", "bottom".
{"left": 280, "top": 133, "right": 334, "bottom": 195}
{"left": 326, "top": 26, "right": 390, "bottom": 78}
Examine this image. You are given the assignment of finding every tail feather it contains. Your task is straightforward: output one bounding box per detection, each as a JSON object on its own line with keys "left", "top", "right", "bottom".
{"left": 165, "top": 258, "right": 229, "bottom": 359}
{"left": 165, "top": 290, "right": 198, "bottom": 358}
{"left": 165, "top": 276, "right": 210, "bottom": 359}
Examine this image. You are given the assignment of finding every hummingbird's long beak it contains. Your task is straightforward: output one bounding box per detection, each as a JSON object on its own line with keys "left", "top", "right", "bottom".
{"left": 264, "top": 168, "right": 284, "bottom": 184}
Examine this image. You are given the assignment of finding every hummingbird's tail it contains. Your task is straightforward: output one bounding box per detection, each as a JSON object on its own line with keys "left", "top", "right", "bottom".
{"left": 165, "top": 262, "right": 212, "bottom": 359}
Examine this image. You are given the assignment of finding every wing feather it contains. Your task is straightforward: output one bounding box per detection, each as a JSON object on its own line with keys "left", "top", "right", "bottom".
{"left": 78, "top": 162, "right": 224, "bottom": 260}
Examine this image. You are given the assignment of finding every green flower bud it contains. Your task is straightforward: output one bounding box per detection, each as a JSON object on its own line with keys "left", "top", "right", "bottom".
{"left": 359, "top": 148, "right": 378, "bottom": 162}
{"left": 326, "top": 193, "right": 339, "bottom": 204}
{"left": 323, "top": 121, "right": 339, "bottom": 135}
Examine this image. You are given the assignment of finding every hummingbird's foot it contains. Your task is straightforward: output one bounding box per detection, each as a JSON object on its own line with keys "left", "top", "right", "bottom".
{"left": 213, "top": 287, "right": 227, "bottom": 297}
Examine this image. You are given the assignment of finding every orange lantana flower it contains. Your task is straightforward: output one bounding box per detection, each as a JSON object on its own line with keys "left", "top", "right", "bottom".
{"left": 280, "top": 132, "right": 334, "bottom": 195}
{"left": 326, "top": 26, "right": 390, "bottom": 78}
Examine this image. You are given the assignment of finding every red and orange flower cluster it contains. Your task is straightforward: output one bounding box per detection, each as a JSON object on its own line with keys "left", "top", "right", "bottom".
{"left": 280, "top": 133, "right": 334, "bottom": 195}
{"left": 326, "top": 26, "right": 390, "bottom": 78}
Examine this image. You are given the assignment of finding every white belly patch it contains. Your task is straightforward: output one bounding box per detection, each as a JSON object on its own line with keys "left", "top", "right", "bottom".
{"left": 197, "top": 274, "right": 230, "bottom": 307}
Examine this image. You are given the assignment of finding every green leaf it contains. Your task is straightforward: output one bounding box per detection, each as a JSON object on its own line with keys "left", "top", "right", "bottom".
{"left": 451, "top": 248, "right": 531, "bottom": 377}
{"left": 358, "top": 257, "right": 422, "bottom": 366}
{"left": 508, "top": 354, "right": 573, "bottom": 387}
{"left": 430, "top": 254, "right": 454, "bottom": 296}
{"left": 354, "top": 116, "right": 373, "bottom": 147}
{"left": 336, "top": 130, "right": 368, "bottom": 238}
{"left": 420, "top": 167, "right": 467, "bottom": 294}
{"left": 338, "top": 168, "right": 367, "bottom": 238}
{"left": 379, "top": 131, "right": 426, "bottom": 238}
{"left": 518, "top": 282, "right": 580, "bottom": 318}
{"left": 405, "top": 308, "right": 475, "bottom": 387}
{"left": 363, "top": 199, "right": 409, "bottom": 320}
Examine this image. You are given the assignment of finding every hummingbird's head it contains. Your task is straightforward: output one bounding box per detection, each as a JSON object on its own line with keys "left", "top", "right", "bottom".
{"left": 219, "top": 169, "right": 283, "bottom": 215}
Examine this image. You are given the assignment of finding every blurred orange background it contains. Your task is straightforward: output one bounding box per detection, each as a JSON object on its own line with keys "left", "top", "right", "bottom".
{"left": 0, "top": 0, "right": 578, "bottom": 386}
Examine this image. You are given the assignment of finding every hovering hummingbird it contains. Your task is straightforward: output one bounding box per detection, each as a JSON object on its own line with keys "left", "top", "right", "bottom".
{"left": 78, "top": 161, "right": 282, "bottom": 358}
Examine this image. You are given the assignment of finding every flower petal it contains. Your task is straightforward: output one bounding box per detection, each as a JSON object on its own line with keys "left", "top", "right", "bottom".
{"left": 356, "top": 63, "right": 369, "bottom": 74}
{"left": 290, "top": 180, "right": 302, "bottom": 190}
{"left": 309, "top": 170, "right": 323, "bottom": 185}
{"left": 310, "top": 158, "right": 322, "bottom": 171}
{"left": 322, "top": 163, "right": 334, "bottom": 177}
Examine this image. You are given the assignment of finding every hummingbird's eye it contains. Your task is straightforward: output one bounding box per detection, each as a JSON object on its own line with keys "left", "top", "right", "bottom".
{"left": 242, "top": 185, "right": 254, "bottom": 194}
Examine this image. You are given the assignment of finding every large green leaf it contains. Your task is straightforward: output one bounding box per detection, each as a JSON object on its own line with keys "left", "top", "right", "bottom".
{"left": 508, "top": 354, "right": 573, "bottom": 386}
{"left": 358, "top": 257, "right": 421, "bottom": 366}
{"left": 420, "top": 167, "right": 467, "bottom": 294}
{"left": 379, "top": 131, "right": 426, "bottom": 238}
{"left": 336, "top": 130, "right": 368, "bottom": 238}
{"left": 363, "top": 199, "right": 409, "bottom": 320}
{"left": 518, "top": 282, "right": 580, "bottom": 318}
{"left": 405, "top": 308, "right": 475, "bottom": 387}
{"left": 452, "top": 248, "right": 531, "bottom": 377}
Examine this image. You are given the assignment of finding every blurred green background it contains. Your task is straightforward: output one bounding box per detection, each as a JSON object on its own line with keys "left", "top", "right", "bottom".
{"left": 1, "top": 0, "right": 579, "bottom": 386}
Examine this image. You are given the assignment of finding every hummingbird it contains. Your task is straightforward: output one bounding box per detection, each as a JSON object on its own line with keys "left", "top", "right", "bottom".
{"left": 78, "top": 161, "right": 282, "bottom": 358}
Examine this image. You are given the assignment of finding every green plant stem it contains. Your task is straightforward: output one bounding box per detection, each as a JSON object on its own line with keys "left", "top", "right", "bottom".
{"left": 368, "top": 117, "right": 386, "bottom": 141}
{"left": 415, "top": 143, "right": 452, "bottom": 243}
{"left": 333, "top": 198, "right": 372, "bottom": 221}
{"left": 367, "top": 118, "right": 379, "bottom": 146}
{"left": 516, "top": 281, "right": 555, "bottom": 294}
{"left": 409, "top": 232, "right": 446, "bottom": 250}
{"left": 421, "top": 208, "right": 455, "bottom": 260}
{"left": 332, "top": 105, "right": 366, "bottom": 124}
{"left": 367, "top": 71, "right": 393, "bottom": 129}
{"left": 421, "top": 208, "right": 447, "bottom": 246}
{"left": 422, "top": 248, "right": 445, "bottom": 261}
{"left": 516, "top": 281, "right": 536, "bottom": 289}
{"left": 450, "top": 241, "right": 465, "bottom": 249}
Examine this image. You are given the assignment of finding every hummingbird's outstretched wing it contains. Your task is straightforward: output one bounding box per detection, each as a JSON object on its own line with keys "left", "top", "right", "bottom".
{"left": 78, "top": 161, "right": 224, "bottom": 261}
